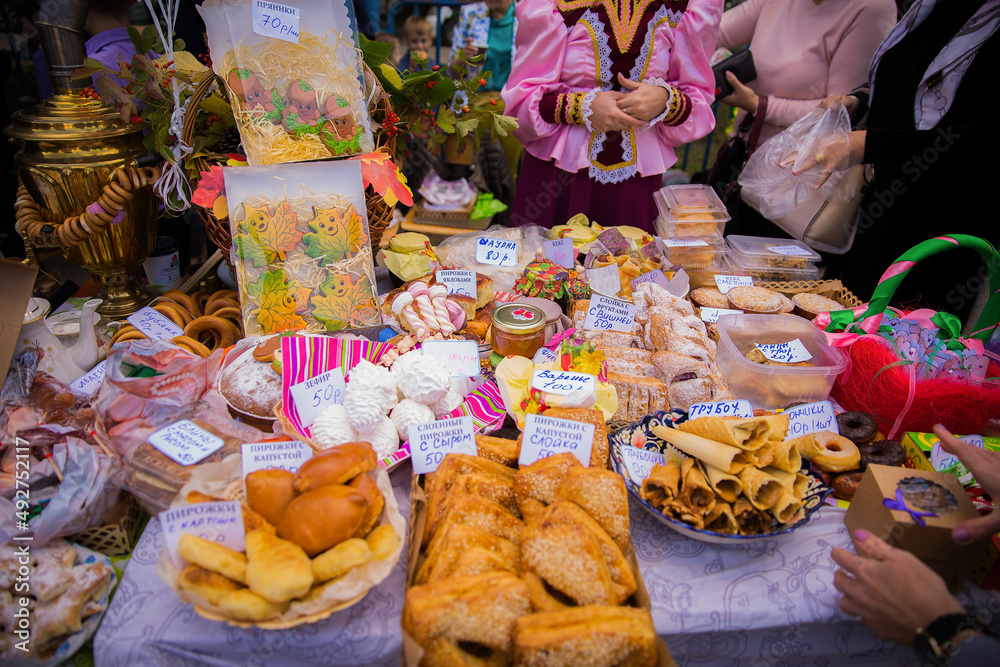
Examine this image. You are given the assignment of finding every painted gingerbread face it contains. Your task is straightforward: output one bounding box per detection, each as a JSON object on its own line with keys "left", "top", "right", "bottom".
{"left": 228, "top": 70, "right": 274, "bottom": 113}
{"left": 324, "top": 95, "right": 356, "bottom": 140}
{"left": 288, "top": 81, "right": 320, "bottom": 124}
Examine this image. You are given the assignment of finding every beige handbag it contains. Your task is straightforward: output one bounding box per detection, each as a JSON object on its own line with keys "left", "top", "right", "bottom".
{"left": 742, "top": 163, "right": 869, "bottom": 254}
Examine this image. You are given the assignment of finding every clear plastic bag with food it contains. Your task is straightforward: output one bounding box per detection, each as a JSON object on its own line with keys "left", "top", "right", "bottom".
{"left": 434, "top": 224, "right": 550, "bottom": 293}
{"left": 739, "top": 104, "right": 859, "bottom": 220}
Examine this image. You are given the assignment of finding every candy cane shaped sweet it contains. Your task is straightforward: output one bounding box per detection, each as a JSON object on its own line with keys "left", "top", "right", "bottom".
{"left": 392, "top": 292, "right": 429, "bottom": 339}
{"left": 407, "top": 282, "right": 440, "bottom": 334}
{"left": 444, "top": 298, "right": 466, "bottom": 331}
{"left": 427, "top": 284, "right": 456, "bottom": 335}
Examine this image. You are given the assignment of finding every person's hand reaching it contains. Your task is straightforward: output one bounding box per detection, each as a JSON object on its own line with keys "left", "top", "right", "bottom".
{"left": 614, "top": 73, "right": 670, "bottom": 123}
{"left": 719, "top": 71, "right": 759, "bottom": 114}
{"left": 934, "top": 424, "right": 1000, "bottom": 545}
{"left": 819, "top": 94, "right": 860, "bottom": 120}
{"left": 590, "top": 90, "right": 645, "bottom": 133}
{"left": 789, "top": 130, "right": 866, "bottom": 187}
{"left": 832, "top": 530, "right": 965, "bottom": 646}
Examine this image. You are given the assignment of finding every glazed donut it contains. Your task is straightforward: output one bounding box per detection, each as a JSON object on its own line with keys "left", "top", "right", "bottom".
{"left": 836, "top": 411, "right": 878, "bottom": 444}
{"left": 858, "top": 439, "right": 905, "bottom": 470}
{"left": 204, "top": 298, "right": 241, "bottom": 317}
{"left": 153, "top": 302, "right": 193, "bottom": 328}
{"left": 831, "top": 471, "right": 865, "bottom": 501}
{"left": 191, "top": 291, "right": 211, "bottom": 316}
{"left": 163, "top": 290, "right": 199, "bottom": 318}
{"left": 171, "top": 335, "right": 212, "bottom": 358}
{"left": 184, "top": 315, "right": 235, "bottom": 350}
{"left": 795, "top": 430, "right": 860, "bottom": 473}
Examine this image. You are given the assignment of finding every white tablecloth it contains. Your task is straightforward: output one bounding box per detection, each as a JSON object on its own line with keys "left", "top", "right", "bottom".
{"left": 94, "top": 468, "right": 1000, "bottom": 666}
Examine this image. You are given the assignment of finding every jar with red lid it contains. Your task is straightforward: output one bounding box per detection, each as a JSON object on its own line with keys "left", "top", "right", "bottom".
{"left": 491, "top": 303, "right": 545, "bottom": 359}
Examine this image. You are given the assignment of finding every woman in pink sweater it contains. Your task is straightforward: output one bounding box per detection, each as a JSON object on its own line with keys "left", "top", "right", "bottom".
{"left": 718, "top": 0, "right": 897, "bottom": 145}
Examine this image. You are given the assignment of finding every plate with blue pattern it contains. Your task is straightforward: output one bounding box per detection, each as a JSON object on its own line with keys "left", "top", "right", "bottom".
{"left": 609, "top": 410, "right": 831, "bottom": 545}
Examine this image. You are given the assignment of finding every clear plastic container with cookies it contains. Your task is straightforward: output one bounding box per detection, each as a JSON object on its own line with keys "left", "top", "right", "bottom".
{"left": 653, "top": 184, "right": 730, "bottom": 241}
{"left": 715, "top": 313, "right": 848, "bottom": 409}
{"left": 726, "top": 235, "right": 821, "bottom": 268}
{"left": 661, "top": 238, "right": 728, "bottom": 270}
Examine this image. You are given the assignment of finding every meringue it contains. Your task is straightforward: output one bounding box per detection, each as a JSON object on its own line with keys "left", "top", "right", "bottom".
{"left": 389, "top": 399, "right": 436, "bottom": 440}
{"left": 344, "top": 359, "right": 396, "bottom": 433}
{"left": 394, "top": 352, "right": 451, "bottom": 405}
{"left": 357, "top": 416, "right": 399, "bottom": 459}
{"left": 311, "top": 404, "right": 358, "bottom": 450}
{"left": 430, "top": 390, "right": 463, "bottom": 418}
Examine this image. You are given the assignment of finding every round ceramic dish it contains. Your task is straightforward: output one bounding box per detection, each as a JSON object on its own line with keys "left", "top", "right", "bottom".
{"left": 609, "top": 410, "right": 831, "bottom": 545}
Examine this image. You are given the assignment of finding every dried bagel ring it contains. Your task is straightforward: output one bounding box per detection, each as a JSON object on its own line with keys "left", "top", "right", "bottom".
{"left": 153, "top": 302, "right": 192, "bottom": 328}
{"left": 210, "top": 306, "right": 244, "bottom": 330}
{"left": 191, "top": 291, "right": 212, "bottom": 316}
{"left": 184, "top": 315, "right": 235, "bottom": 350}
{"left": 221, "top": 318, "right": 243, "bottom": 342}
{"left": 110, "top": 326, "right": 147, "bottom": 347}
{"left": 203, "top": 298, "right": 241, "bottom": 317}
{"left": 171, "top": 335, "right": 212, "bottom": 358}
{"left": 163, "top": 290, "right": 199, "bottom": 318}
{"left": 205, "top": 289, "right": 238, "bottom": 308}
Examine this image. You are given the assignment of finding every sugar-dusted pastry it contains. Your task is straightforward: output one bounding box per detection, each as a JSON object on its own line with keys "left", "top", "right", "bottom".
{"left": 423, "top": 453, "right": 517, "bottom": 545}
{"left": 513, "top": 452, "right": 582, "bottom": 521}
{"left": 555, "top": 467, "right": 630, "bottom": 553}
{"left": 32, "top": 561, "right": 113, "bottom": 648}
{"left": 416, "top": 523, "right": 520, "bottom": 585}
{"left": 426, "top": 494, "right": 526, "bottom": 556}
{"left": 522, "top": 571, "right": 571, "bottom": 613}
{"left": 402, "top": 571, "right": 531, "bottom": 656}
{"left": 177, "top": 565, "right": 244, "bottom": 606}
{"left": 179, "top": 534, "right": 247, "bottom": 583}
{"left": 245, "top": 529, "right": 314, "bottom": 602}
{"left": 607, "top": 372, "right": 669, "bottom": 423}
{"left": 520, "top": 521, "right": 618, "bottom": 606}
{"left": 474, "top": 434, "right": 520, "bottom": 467}
{"left": 421, "top": 637, "right": 508, "bottom": 667}
{"left": 513, "top": 606, "right": 658, "bottom": 667}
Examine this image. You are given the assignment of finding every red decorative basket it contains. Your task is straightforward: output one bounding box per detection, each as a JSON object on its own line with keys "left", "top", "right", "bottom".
{"left": 824, "top": 235, "right": 1000, "bottom": 438}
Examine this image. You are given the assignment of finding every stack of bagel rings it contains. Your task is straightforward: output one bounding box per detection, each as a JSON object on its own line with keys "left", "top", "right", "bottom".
{"left": 110, "top": 289, "right": 244, "bottom": 357}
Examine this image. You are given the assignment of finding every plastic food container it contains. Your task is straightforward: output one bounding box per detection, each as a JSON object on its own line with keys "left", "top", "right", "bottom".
{"left": 685, "top": 256, "right": 752, "bottom": 289}
{"left": 741, "top": 263, "right": 821, "bottom": 283}
{"left": 654, "top": 185, "right": 730, "bottom": 239}
{"left": 727, "top": 235, "right": 821, "bottom": 268}
{"left": 715, "top": 313, "right": 848, "bottom": 409}
{"left": 661, "top": 238, "right": 727, "bottom": 270}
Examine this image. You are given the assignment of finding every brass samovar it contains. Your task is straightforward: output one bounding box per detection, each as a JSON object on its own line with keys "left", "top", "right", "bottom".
{"left": 6, "top": 0, "right": 160, "bottom": 318}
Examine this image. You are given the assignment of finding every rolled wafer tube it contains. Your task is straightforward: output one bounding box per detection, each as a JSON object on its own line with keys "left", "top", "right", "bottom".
{"left": 737, "top": 466, "right": 784, "bottom": 511}
{"left": 769, "top": 491, "right": 802, "bottom": 524}
{"left": 652, "top": 426, "right": 747, "bottom": 474}
{"left": 702, "top": 463, "right": 742, "bottom": 504}
{"left": 755, "top": 440, "right": 801, "bottom": 473}
{"left": 679, "top": 417, "right": 770, "bottom": 451}
{"left": 704, "top": 501, "right": 739, "bottom": 535}
{"left": 639, "top": 460, "right": 681, "bottom": 511}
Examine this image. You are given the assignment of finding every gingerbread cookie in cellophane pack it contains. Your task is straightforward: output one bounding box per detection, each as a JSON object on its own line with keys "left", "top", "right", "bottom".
{"left": 199, "top": 0, "right": 374, "bottom": 164}
{"left": 223, "top": 161, "right": 380, "bottom": 335}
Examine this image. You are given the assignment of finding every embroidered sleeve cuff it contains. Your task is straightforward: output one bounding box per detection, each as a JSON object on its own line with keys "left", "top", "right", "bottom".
{"left": 661, "top": 85, "right": 693, "bottom": 127}
{"left": 542, "top": 91, "right": 588, "bottom": 125}
{"left": 642, "top": 77, "right": 674, "bottom": 127}
{"left": 580, "top": 87, "right": 601, "bottom": 132}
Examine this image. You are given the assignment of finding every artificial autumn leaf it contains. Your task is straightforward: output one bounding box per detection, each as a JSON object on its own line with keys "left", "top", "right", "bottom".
{"left": 212, "top": 196, "right": 229, "bottom": 220}
{"left": 311, "top": 273, "right": 378, "bottom": 331}
{"left": 247, "top": 269, "right": 310, "bottom": 333}
{"left": 237, "top": 202, "right": 304, "bottom": 266}
{"left": 302, "top": 204, "right": 367, "bottom": 262}
{"left": 350, "top": 150, "right": 413, "bottom": 207}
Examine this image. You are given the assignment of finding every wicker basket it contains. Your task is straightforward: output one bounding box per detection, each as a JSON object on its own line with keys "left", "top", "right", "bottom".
{"left": 68, "top": 494, "right": 148, "bottom": 557}
{"left": 756, "top": 279, "right": 863, "bottom": 308}
{"left": 182, "top": 67, "right": 398, "bottom": 255}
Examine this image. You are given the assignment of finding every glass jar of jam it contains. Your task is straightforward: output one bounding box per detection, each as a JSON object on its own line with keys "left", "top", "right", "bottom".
{"left": 491, "top": 303, "right": 546, "bottom": 358}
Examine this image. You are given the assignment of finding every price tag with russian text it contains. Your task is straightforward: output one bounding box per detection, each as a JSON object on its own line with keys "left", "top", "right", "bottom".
{"left": 544, "top": 238, "right": 575, "bottom": 269}
{"left": 476, "top": 237, "right": 518, "bottom": 267}
{"left": 519, "top": 413, "right": 595, "bottom": 467}
{"left": 160, "top": 501, "right": 245, "bottom": 569}
{"left": 785, "top": 401, "right": 837, "bottom": 438}
{"left": 289, "top": 368, "right": 346, "bottom": 428}
{"left": 127, "top": 307, "right": 183, "bottom": 341}
{"left": 69, "top": 360, "right": 106, "bottom": 395}
{"left": 619, "top": 445, "right": 665, "bottom": 485}
{"left": 630, "top": 270, "right": 670, "bottom": 290}
{"left": 583, "top": 294, "right": 637, "bottom": 332}
{"left": 422, "top": 340, "right": 480, "bottom": 377}
{"left": 436, "top": 270, "right": 476, "bottom": 298}
{"left": 687, "top": 399, "right": 754, "bottom": 420}
{"left": 532, "top": 347, "right": 558, "bottom": 364}
{"left": 252, "top": 0, "right": 300, "bottom": 43}
{"left": 241, "top": 441, "right": 313, "bottom": 479}
{"left": 530, "top": 369, "right": 596, "bottom": 396}
{"left": 700, "top": 307, "right": 743, "bottom": 324}
{"left": 714, "top": 274, "right": 754, "bottom": 294}
{"left": 754, "top": 339, "right": 813, "bottom": 364}
{"left": 148, "top": 420, "right": 225, "bottom": 466}
{"left": 408, "top": 416, "right": 477, "bottom": 474}
{"left": 663, "top": 239, "right": 709, "bottom": 248}
{"left": 767, "top": 244, "right": 813, "bottom": 257}
{"left": 585, "top": 265, "right": 621, "bottom": 296}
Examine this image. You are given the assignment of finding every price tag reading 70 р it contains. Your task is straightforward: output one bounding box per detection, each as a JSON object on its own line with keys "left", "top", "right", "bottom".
{"left": 289, "top": 368, "right": 347, "bottom": 428}
{"left": 476, "top": 237, "right": 518, "bottom": 267}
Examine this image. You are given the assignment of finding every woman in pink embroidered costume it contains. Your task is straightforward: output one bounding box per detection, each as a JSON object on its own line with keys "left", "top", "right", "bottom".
{"left": 502, "top": 0, "right": 721, "bottom": 230}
